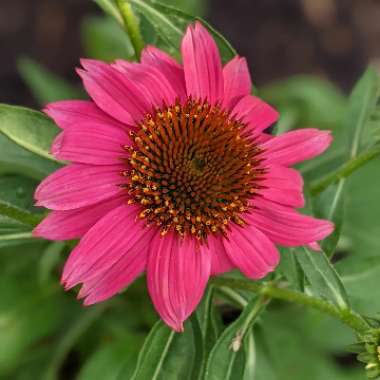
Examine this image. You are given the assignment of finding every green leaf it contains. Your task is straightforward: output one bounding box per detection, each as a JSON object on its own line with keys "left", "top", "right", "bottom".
{"left": 159, "top": 0, "right": 204, "bottom": 15}
{"left": 78, "top": 335, "right": 140, "bottom": 380}
{"left": 295, "top": 246, "right": 349, "bottom": 308}
{"left": 308, "top": 68, "right": 380, "bottom": 191}
{"left": 0, "top": 215, "right": 27, "bottom": 235}
{"left": 94, "top": 0, "right": 123, "bottom": 25}
{"left": 260, "top": 76, "right": 347, "bottom": 130}
{"left": 82, "top": 16, "right": 135, "bottom": 62}
{"left": 0, "top": 242, "right": 63, "bottom": 377}
{"left": 347, "top": 67, "right": 380, "bottom": 158}
{"left": 0, "top": 104, "right": 60, "bottom": 161}
{"left": 17, "top": 57, "right": 84, "bottom": 105}
{"left": 0, "top": 175, "right": 36, "bottom": 211}
{"left": 0, "top": 288, "right": 61, "bottom": 377}
{"left": 278, "top": 247, "right": 304, "bottom": 291}
{"left": 196, "top": 287, "right": 222, "bottom": 378}
{"left": 255, "top": 309, "right": 363, "bottom": 380}
{"left": 0, "top": 174, "right": 41, "bottom": 247}
{"left": 38, "top": 242, "right": 66, "bottom": 286}
{"left": 0, "top": 134, "right": 60, "bottom": 180}
{"left": 341, "top": 256, "right": 380, "bottom": 285}
{"left": 42, "top": 304, "right": 108, "bottom": 380}
{"left": 336, "top": 158, "right": 380, "bottom": 315}
{"left": 339, "top": 257, "right": 380, "bottom": 315}
{"left": 139, "top": 12, "right": 159, "bottom": 45}
{"left": 204, "top": 296, "right": 267, "bottom": 380}
{"left": 242, "top": 331, "right": 256, "bottom": 380}
{"left": 197, "top": 286, "right": 221, "bottom": 343}
{"left": 312, "top": 182, "right": 345, "bottom": 257}
{"left": 309, "top": 70, "right": 380, "bottom": 261}
{"left": 129, "top": 0, "right": 236, "bottom": 61}
{"left": 251, "top": 330, "right": 277, "bottom": 380}
{"left": 0, "top": 175, "right": 42, "bottom": 228}
{"left": 131, "top": 316, "right": 203, "bottom": 380}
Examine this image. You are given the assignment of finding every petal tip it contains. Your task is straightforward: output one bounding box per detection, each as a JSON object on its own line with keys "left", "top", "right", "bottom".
{"left": 323, "top": 130, "right": 334, "bottom": 146}
{"left": 325, "top": 220, "right": 335, "bottom": 235}
{"left": 307, "top": 242, "right": 321, "bottom": 251}
{"left": 168, "top": 320, "right": 184, "bottom": 333}
{"left": 82, "top": 299, "right": 95, "bottom": 306}
{"left": 80, "top": 58, "right": 102, "bottom": 71}
{"left": 51, "top": 132, "right": 63, "bottom": 157}
{"left": 32, "top": 225, "right": 42, "bottom": 238}
{"left": 194, "top": 20, "right": 207, "bottom": 34}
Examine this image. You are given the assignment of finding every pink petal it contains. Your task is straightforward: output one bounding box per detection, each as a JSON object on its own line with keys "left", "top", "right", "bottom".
{"left": 141, "top": 45, "right": 187, "bottom": 101}
{"left": 78, "top": 245, "right": 147, "bottom": 305}
{"left": 78, "top": 235, "right": 157, "bottom": 305}
{"left": 232, "top": 95, "right": 279, "bottom": 134}
{"left": 256, "top": 133, "right": 273, "bottom": 144}
{"left": 208, "top": 234, "right": 235, "bottom": 275}
{"left": 62, "top": 204, "right": 155, "bottom": 290}
{"left": 51, "top": 132, "right": 64, "bottom": 156}
{"left": 113, "top": 61, "right": 178, "bottom": 109}
{"left": 147, "top": 232, "right": 211, "bottom": 332}
{"left": 222, "top": 56, "right": 252, "bottom": 110}
{"left": 262, "top": 129, "right": 333, "bottom": 166}
{"left": 224, "top": 223, "right": 280, "bottom": 279}
{"left": 51, "top": 122, "right": 130, "bottom": 165}
{"left": 181, "top": 22, "right": 224, "bottom": 105}
{"left": 308, "top": 242, "right": 321, "bottom": 251}
{"left": 33, "top": 194, "right": 125, "bottom": 240}
{"left": 35, "top": 164, "right": 126, "bottom": 210}
{"left": 259, "top": 165, "right": 305, "bottom": 208}
{"left": 44, "top": 100, "right": 122, "bottom": 130}
{"left": 247, "top": 198, "right": 334, "bottom": 247}
{"left": 78, "top": 59, "right": 150, "bottom": 125}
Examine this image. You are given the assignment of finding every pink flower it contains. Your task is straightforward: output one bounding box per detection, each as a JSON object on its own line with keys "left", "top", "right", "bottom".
{"left": 34, "top": 22, "right": 333, "bottom": 331}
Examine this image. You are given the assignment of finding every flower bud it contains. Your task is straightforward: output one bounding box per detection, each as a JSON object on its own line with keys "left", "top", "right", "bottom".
{"left": 351, "top": 328, "right": 380, "bottom": 379}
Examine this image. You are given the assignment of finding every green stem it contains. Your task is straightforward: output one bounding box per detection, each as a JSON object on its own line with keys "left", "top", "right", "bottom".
{"left": 94, "top": 0, "right": 123, "bottom": 25}
{"left": 240, "top": 295, "right": 269, "bottom": 334}
{"left": 211, "top": 277, "right": 370, "bottom": 334}
{"left": 0, "top": 231, "right": 34, "bottom": 241}
{"left": 216, "top": 286, "right": 248, "bottom": 308}
{"left": 116, "top": 0, "right": 145, "bottom": 59}
{"left": 310, "top": 145, "right": 380, "bottom": 195}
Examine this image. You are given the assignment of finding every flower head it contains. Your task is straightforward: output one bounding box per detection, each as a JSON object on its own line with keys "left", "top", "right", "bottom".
{"left": 34, "top": 22, "right": 333, "bottom": 331}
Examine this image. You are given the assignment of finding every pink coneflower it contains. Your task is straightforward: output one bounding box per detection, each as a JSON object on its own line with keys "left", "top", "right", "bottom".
{"left": 34, "top": 22, "right": 333, "bottom": 331}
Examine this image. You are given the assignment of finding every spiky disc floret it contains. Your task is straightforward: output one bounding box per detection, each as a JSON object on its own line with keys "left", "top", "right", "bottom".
{"left": 126, "top": 98, "right": 265, "bottom": 240}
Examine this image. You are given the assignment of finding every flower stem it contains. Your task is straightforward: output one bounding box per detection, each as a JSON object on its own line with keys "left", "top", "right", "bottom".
{"left": 116, "top": 0, "right": 145, "bottom": 60}
{"left": 310, "top": 145, "right": 380, "bottom": 195}
{"left": 211, "top": 277, "right": 370, "bottom": 334}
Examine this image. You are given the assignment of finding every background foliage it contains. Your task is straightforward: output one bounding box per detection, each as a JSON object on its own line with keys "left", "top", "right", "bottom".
{"left": 0, "top": 0, "right": 380, "bottom": 379}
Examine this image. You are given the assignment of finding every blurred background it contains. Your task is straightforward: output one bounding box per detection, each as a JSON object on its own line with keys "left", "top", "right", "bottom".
{"left": 1, "top": 0, "right": 380, "bottom": 107}
{"left": 0, "top": 0, "right": 380, "bottom": 379}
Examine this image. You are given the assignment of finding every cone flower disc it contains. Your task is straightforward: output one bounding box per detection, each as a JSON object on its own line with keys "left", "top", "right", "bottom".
{"left": 34, "top": 22, "right": 334, "bottom": 331}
